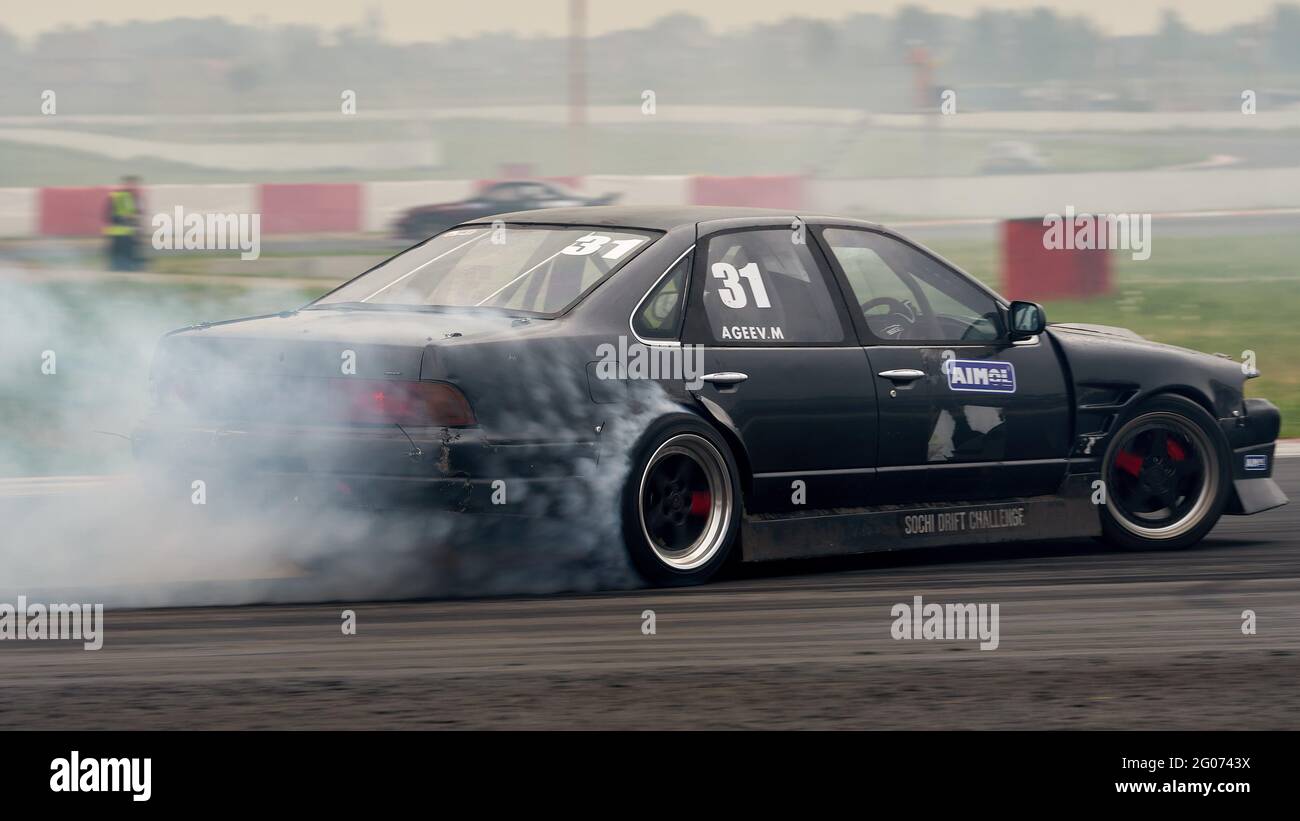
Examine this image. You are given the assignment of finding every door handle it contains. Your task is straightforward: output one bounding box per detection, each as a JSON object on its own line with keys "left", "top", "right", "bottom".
{"left": 877, "top": 368, "right": 926, "bottom": 382}
{"left": 700, "top": 372, "right": 748, "bottom": 387}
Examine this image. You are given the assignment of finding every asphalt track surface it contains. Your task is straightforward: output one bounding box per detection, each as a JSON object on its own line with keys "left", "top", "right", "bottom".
{"left": 1, "top": 461, "right": 1297, "bottom": 730}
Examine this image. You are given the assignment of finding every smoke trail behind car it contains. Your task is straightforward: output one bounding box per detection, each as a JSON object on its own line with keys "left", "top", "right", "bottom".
{"left": 0, "top": 266, "right": 664, "bottom": 607}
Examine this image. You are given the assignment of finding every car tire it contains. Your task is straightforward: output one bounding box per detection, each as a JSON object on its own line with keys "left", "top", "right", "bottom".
{"left": 621, "top": 416, "right": 742, "bottom": 586}
{"left": 1098, "top": 394, "right": 1231, "bottom": 551}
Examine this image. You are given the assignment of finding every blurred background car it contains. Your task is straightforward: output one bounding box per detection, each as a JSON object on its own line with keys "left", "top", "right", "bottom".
{"left": 980, "top": 140, "right": 1050, "bottom": 175}
{"left": 392, "top": 180, "right": 620, "bottom": 241}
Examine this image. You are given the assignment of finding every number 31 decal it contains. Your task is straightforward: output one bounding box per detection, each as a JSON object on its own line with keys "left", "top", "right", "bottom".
{"left": 561, "top": 234, "right": 645, "bottom": 260}
{"left": 711, "top": 262, "right": 771, "bottom": 309}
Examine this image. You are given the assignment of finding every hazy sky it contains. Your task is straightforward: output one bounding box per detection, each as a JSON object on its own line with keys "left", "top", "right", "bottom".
{"left": 6, "top": 0, "right": 1282, "bottom": 41}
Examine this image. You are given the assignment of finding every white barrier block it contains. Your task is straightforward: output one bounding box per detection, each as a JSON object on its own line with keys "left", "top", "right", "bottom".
{"left": 145, "top": 184, "right": 258, "bottom": 219}
{"left": 0, "top": 187, "right": 38, "bottom": 238}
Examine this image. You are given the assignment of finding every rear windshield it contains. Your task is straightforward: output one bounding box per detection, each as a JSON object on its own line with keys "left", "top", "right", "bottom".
{"left": 313, "top": 225, "right": 659, "bottom": 316}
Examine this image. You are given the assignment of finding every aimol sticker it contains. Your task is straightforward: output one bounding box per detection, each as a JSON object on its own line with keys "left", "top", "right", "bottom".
{"left": 945, "top": 359, "right": 1016, "bottom": 393}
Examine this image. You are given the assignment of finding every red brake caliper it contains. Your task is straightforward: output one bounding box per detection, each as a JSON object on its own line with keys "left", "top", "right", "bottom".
{"left": 1165, "top": 438, "right": 1187, "bottom": 461}
{"left": 689, "top": 490, "right": 712, "bottom": 517}
{"left": 1115, "top": 450, "right": 1143, "bottom": 477}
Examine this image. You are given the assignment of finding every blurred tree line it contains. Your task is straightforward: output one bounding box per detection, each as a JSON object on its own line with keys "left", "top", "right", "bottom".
{"left": 2, "top": 4, "right": 1299, "bottom": 115}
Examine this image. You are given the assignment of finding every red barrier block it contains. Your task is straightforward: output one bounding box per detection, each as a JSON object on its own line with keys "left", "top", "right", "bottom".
{"left": 690, "top": 175, "right": 804, "bottom": 209}
{"left": 1002, "top": 217, "right": 1112, "bottom": 302}
{"left": 259, "top": 183, "right": 362, "bottom": 234}
{"left": 39, "top": 186, "right": 115, "bottom": 236}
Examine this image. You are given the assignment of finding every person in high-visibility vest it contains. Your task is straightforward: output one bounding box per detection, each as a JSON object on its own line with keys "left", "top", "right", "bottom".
{"left": 104, "top": 176, "right": 143, "bottom": 270}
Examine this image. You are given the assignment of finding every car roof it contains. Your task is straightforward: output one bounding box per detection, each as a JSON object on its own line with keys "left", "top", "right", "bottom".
{"left": 477, "top": 205, "right": 884, "bottom": 232}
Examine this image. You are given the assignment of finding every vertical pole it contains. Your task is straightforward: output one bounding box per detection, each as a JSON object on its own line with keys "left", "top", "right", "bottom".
{"left": 568, "top": 0, "right": 588, "bottom": 185}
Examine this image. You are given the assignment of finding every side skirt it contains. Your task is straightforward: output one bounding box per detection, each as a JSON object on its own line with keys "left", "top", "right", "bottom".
{"left": 740, "top": 474, "right": 1101, "bottom": 562}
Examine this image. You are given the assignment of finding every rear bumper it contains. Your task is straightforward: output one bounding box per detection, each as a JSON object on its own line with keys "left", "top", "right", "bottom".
{"left": 132, "top": 418, "right": 595, "bottom": 512}
{"left": 1220, "top": 399, "right": 1288, "bottom": 515}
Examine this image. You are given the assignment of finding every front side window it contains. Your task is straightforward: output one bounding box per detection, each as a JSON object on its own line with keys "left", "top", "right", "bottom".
{"left": 313, "top": 226, "right": 658, "bottom": 316}
{"left": 821, "top": 228, "right": 1002, "bottom": 343}
{"left": 698, "top": 229, "right": 845, "bottom": 345}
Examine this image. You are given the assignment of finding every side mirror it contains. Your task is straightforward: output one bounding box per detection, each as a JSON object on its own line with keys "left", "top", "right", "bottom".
{"left": 1008, "top": 300, "right": 1046, "bottom": 339}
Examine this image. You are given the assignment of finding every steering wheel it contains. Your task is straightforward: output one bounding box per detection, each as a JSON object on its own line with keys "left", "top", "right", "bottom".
{"left": 860, "top": 296, "right": 916, "bottom": 340}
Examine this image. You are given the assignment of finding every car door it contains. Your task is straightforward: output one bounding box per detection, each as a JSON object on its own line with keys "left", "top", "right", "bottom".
{"left": 813, "top": 224, "right": 1071, "bottom": 503}
{"left": 681, "top": 219, "right": 878, "bottom": 513}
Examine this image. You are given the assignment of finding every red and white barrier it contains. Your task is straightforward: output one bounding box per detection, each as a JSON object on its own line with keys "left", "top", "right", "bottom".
{"left": 14, "top": 169, "right": 1300, "bottom": 238}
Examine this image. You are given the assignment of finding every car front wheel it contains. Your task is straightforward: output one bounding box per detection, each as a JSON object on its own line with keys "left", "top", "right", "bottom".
{"left": 1099, "top": 394, "right": 1231, "bottom": 551}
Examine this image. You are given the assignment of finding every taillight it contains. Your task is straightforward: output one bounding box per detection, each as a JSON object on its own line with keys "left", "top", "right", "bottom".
{"left": 341, "top": 380, "right": 475, "bottom": 427}
{"left": 151, "top": 372, "right": 475, "bottom": 428}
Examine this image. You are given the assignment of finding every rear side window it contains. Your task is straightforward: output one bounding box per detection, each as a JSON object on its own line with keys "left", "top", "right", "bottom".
{"left": 698, "top": 229, "right": 845, "bottom": 345}
{"left": 633, "top": 252, "right": 690, "bottom": 341}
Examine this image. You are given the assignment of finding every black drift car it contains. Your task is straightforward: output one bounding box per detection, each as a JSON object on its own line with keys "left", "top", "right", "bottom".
{"left": 136, "top": 206, "right": 1288, "bottom": 586}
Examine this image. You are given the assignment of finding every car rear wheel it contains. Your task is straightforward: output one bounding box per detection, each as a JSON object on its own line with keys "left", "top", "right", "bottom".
{"left": 622, "top": 418, "right": 741, "bottom": 586}
{"left": 1099, "top": 395, "right": 1230, "bottom": 551}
